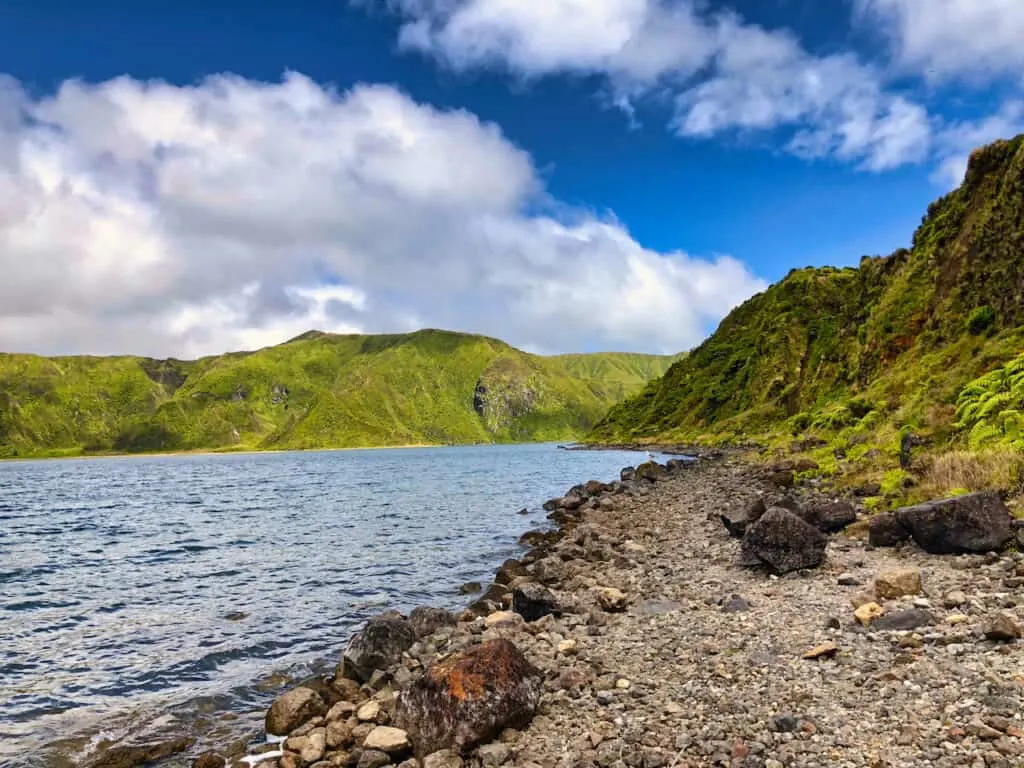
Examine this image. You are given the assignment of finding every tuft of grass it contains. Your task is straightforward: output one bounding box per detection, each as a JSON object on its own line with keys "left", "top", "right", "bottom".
{"left": 918, "top": 448, "right": 1024, "bottom": 499}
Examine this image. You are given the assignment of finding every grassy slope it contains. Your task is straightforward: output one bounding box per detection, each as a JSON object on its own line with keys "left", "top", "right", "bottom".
{"left": 0, "top": 329, "right": 674, "bottom": 458}
{"left": 590, "top": 134, "right": 1024, "bottom": 509}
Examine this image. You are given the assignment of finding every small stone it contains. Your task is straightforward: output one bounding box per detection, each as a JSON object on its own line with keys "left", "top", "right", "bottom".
{"left": 854, "top": 602, "right": 884, "bottom": 626}
{"left": 851, "top": 592, "right": 877, "bottom": 609}
{"left": 771, "top": 715, "right": 799, "bottom": 733}
{"left": 557, "top": 639, "right": 578, "bottom": 655}
{"left": 664, "top": 702, "right": 684, "bottom": 715}
{"left": 596, "top": 691, "right": 615, "bottom": 705}
{"left": 874, "top": 567, "right": 922, "bottom": 600}
{"left": 484, "top": 611, "right": 523, "bottom": 629}
{"left": 423, "top": 750, "right": 464, "bottom": 768}
{"left": 720, "top": 594, "right": 750, "bottom": 613}
{"left": 837, "top": 573, "right": 860, "bottom": 586}
{"left": 824, "top": 616, "right": 841, "bottom": 630}
{"left": 363, "top": 726, "right": 411, "bottom": 754}
{"left": 943, "top": 590, "right": 968, "bottom": 608}
{"left": 983, "top": 613, "right": 1022, "bottom": 642}
{"left": 948, "top": 614, "right": 970, "bottom": 625}
{"left": 357, "top": 701, "right": 381, "bottom": 723}
{"left": 803, "top": 641, "right": 838, "bottom": 660}
{"left": 357, "top": 749, "right": 392, "bottom": 768}
{"left": 597, "top": 588, "right": 628, "bottom": 612}
{"left": 614, "top": 678, "right": 631, "bottom": 690}
{"left": 477, "top": 743, "right": 512, "bottom": 767}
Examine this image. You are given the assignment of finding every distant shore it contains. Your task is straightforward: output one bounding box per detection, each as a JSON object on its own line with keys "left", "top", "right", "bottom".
{"left": 0, "top": 442, "right": 459, "bottom": 463}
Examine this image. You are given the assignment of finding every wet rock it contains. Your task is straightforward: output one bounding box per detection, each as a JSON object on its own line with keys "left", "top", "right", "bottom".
{"left": 596, "top": 587, "right": 627, "bottom": 612}
{"left": 983, "top": 614, "right": 1023, "bottom": 642}
{"left": 266, "top": 687, "right": 327, "bottom": 736}
{"left": 720, "top": 498, "right": 766, "bottom": 538}
{"left": 634, "top": 462, "right": 666, "bottom": 482}
{"left": 394, "top": 639, "right": 542, "bottom": 756}
{"left": 740, "top": 508, "right": 827, "bottom": 574}
{"left": 895, "top": 492, "right": 1014, "bottom": 554}
{"left": 192, "top": 753, "right": 226, "bottom": 768}
{"left": 871, "top": 609, "right": 935, "bottom": 632}
{"left": 459, "top": 582, "right": 482, "bottom": 595}
{"left": 86, "top": 737, "right": 195, "bottom": 768}
{"left": 410, "top": 607, "right": 456, "bottom": 639}
{"left": 874, "top": 568, "right": 922, "bottom": 600}
{"left": 494, "top": 560, "right": 529, "bottom": 586}
{"left": 363, "top": 726, "right": 411, "bottom": 754}
{"left": 584, "top": 480, "right": 609, "bottom": 496}
{"left": 511, "top": 582, "right": 559, "bottom": 622}
{"left": 343, "top": 617, "right": 417, "bottom": 683}
{"left": 868, "top": 514, "right": 910, "bottom": 548}
{"left": 800, "top": 501, "right": 857, "bottom": 533}
{"left": 620, "top": 466, "right": 636, "bottom": 482}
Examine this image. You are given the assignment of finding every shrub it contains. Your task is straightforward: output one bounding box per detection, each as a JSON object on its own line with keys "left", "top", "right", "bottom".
{"left": 966, "top": 305, "right": 996, "bottom": 335}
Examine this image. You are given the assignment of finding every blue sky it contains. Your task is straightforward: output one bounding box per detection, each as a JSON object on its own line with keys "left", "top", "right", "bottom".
{"left": 0, "top": 0, "right": 1021, "bottom": 358}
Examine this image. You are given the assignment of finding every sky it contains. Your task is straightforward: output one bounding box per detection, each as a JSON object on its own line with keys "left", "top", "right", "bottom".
{"left": 0, "top": 0, "right": 1022, "bottom": 359}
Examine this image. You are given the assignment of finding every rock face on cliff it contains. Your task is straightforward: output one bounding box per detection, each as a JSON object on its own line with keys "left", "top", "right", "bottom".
{"left": 395, "top": 639, "right": 543, "bottom": 756}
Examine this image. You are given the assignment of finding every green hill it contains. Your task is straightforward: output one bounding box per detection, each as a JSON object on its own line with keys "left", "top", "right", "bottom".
{"left": 0, "top": 329, "right": 675, "bottom": 459}
{"left": 590, "top": 134, "right": 1024, "bottom": 506}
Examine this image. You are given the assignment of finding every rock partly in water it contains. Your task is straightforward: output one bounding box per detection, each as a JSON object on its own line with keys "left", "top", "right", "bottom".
{"left": 266, "top": 687, "right": 327, "bottom": 736}
{"left": 87, "top": 738, "right": 195, "bottom": 768}
{"left": 740, "top": 507, "right": 827, "bottom": 574}
{"left": 511, "top": 582, "right": 559, "bottom": 623}
{"left": 394, "top": 639, "right": 542, "bottom": 756}
{"left": 342, "top": 617, "right": 417, "bottom": 683}
{"left": 894, "top": 492, "right": 1014, "bottom": 554}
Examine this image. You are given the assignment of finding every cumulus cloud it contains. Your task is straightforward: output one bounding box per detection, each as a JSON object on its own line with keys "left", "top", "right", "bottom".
{"left": 931, "top": 101, "right": 1024, "bottom": 188}
{"left": 0, "top": 72, "right": 765, "bottom": 358}
{"left": 857, "top": 0, "right": 1024, "bottom": 80}
{"left": 384, "top": 0, "right": 935, "bottom": 171}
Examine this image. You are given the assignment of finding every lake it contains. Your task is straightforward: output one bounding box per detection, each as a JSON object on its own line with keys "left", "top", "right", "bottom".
{"left": 0, "top": 444, "right": 656, "bottom": 766}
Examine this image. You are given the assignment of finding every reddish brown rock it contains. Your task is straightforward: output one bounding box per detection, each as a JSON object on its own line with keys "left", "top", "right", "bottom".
{"left": 394, "top": 639, "right": 542, "bottom": 756}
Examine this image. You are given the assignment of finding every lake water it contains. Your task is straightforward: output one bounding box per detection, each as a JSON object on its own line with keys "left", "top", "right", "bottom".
{"left": 0, "top": 444, "right": 656, "bottom": 766}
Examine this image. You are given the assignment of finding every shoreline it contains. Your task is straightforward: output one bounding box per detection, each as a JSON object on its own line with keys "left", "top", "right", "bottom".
{"left": 82, "top": 455, "right": 1024, "bottom": 768}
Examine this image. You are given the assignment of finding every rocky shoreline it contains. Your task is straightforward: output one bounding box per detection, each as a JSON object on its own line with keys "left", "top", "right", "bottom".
{"left": 118, "top": 454, "right": 1024, "bottom": 768}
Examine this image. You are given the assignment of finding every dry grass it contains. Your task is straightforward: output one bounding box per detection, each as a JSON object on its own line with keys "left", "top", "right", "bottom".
{"left": 920, "top": 447, "right": 1024, "bottom": 499}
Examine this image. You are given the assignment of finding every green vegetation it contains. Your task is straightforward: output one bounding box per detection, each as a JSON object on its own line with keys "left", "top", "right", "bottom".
{"left": 589, "top": 134, "right": 1024, "bottom": 507}
{"left": 0, "top": 330, "right": 674, "bottom": 459}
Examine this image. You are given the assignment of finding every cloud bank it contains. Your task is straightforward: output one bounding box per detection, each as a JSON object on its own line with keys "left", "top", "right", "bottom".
{"left": 0, "top": 73, "right": 765, "bottom": 358}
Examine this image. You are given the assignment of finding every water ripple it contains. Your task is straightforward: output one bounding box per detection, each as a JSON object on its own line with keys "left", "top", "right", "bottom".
{"left": 0, "top": 443, "right": 655, "bottom": 764}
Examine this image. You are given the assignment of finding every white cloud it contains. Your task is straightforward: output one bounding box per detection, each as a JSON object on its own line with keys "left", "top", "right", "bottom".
{"left": 0, "top": 72, "right": 765, "bottom": 358}
{"left": 385, "top": 0, "right": 935, "bottom": 171}
{"left": 857, "top": 0, "right": 1024, "bottom": 80}
{"left": 931, "top": 101, "right": 1024, "bottom": 188}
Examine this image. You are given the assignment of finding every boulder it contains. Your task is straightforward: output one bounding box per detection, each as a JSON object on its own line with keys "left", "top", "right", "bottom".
{"left": 620, "top": 466, "right": 636, "bottom": 482}
{"left": 894, "top": 492, "right": 1014, "bottom": 554}
{"left": 634, "top": 462, "right": 666, "bottom": 482}
{"left": 342, "top": 617, "right": 417, "bottom": 683}
{"left": 740, "top": 508, "right": 827, "bottom": 574}
{"left": 868, "top": 513, "right": 910, "bottom": 547}
{"left": 409, "top": 607, "right": 456, "bottom": 638}
{"left": 395, "top": 639, "right": 542, "bottom": 756}
{"left": 720, "top": 498, "right": 766, "bottom": 539}
{"left": 511, "top": 582, "right": 559, "bottom": 622}
{"left": 800, "top": 501, "right": 858, "bottom": 533}
{"left": 874, "top": 568, "right": 922, "bottom": 600}
{"left": 266, "top": 686, "right": 327, "bottom": 736}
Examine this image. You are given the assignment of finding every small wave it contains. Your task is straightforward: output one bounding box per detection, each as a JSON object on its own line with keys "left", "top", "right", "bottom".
{"left": 4, "top": 599, "right": 80, "bottom": 612}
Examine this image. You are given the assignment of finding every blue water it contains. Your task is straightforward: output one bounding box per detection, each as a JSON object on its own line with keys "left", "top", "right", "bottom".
{"left": 0, "top": 444, "right": 652, "bottom": 765}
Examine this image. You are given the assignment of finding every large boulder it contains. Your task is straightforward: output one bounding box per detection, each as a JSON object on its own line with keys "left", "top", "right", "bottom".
{"left": 740, "top": 508, "right": 827, "bottom": 574}
{"left": 342, "top": 617, "right": 417, "bottom": 683}
{"left": 394, "top": 639, "right": 542, "bottom": 756}
{"left": 868, "top": 513, "right": 910, "bottom": 547}
{"left": 800, "top": 501, "right": 858, "bottom": 534}
{"left": 895, "top": 492, "right": 1014, "bottom": 554}
{"left": 266, "top": 686, "right": 327, "bottom": 736}
{"left": 720, "top": 498, "right": 766, "bottom": 538}
{"left": 511, "top": 582, "right": 559, "bottom": 622}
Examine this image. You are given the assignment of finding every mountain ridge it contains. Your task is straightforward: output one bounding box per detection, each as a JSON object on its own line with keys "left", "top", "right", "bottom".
{"left": 0, "top": 328, "right": 677, "bottom": 459}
